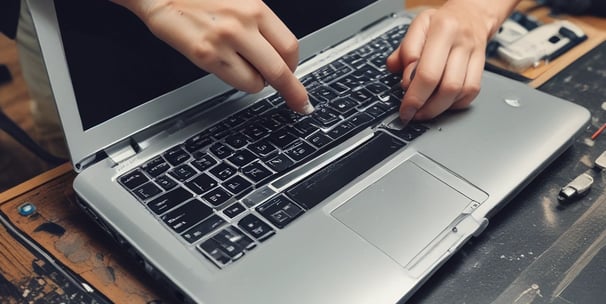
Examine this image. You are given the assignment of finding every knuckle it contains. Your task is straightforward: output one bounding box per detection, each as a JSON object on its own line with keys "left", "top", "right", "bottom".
{"left": 415, "top": 70, "right": 441, "bottom": 87}
{"left": 463, "top": 83, "right": 481, "bottom": 98}
{"left": 433, "top": 15, "right": 458, "bottom": 31}
{"left": 213, "top": 20, "right": 242, "bottom": 40}
{"left": 190, "top": 42, "right": 217, "bottom": 65}
{"left": 264, "top": 64, "right": 292, "bottom": 85}
{"left": 242, "top": 77, "right": 265, "bottom": 93}
{"left": 439, "top": 80, "right": 461, "bottom": 96}
{"left": 281, "top": 37, "right": 299, "bottom": 58}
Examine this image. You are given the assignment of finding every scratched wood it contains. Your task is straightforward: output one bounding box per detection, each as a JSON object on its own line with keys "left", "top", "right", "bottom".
{"left": 0, "top": 165, "right": 167, "bottom": 303}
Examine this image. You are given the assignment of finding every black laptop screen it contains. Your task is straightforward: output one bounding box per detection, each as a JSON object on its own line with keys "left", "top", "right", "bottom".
{"left": 54, "top": 0, "right": 378, "bottom": 130}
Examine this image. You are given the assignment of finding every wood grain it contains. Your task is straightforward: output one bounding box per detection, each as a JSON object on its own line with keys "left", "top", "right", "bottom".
{"left": 0, "top": 168, "right": 168, "bottom": 303}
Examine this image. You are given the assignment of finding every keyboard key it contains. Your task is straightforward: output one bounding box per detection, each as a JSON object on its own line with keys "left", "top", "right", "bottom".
{"left": 223, "top": 202, "right": 247, "bottom": 218}
{"left": 328, "top": 97, "right": 358, "bottom": 115}
{"left": 365, "top": 82, "right": 389, "bottom": 95}
{"left": 310, "top": 107, "right": 341, "bottom": 128}
{"left": 208, "top": 123, "right": 230, "bottom": 140}
{"left": 266, "top": 93, "right": 284, "bottom": 106}
{"left": 224, "top": 133, "right": 248, "bottom": 149}
{"left": 365, "top": 103, "right": 390, "bottom": 119}
{"left": 242, "top": 123, "right": 270, "bottom": 141}
{"left": 245, "top": 99, "right": 273, "bottom": 116}
{"left": 155, "top": 174, "right": 177, "bottom": 191}
{"left": 265, "top": 153, "right": 294, "bottom": 173}
{"left": 169, "top": 164, "right": 197, "bottom": 182}
{"left": 248, "top": 140, "right": 277, "bottom": 158}
{"left": 327, "top": 121, "right": 356, "bottom": 140}
{"left": 388, "top": 123, "right": 429, "bottom": 142}
{"left": 212, "top": 226, "right": 256, "bottom": 258}
{"left": 184, "top": 132, "right": 212, "bottom": 152}
{"left": 209, "top": 143, "right": 234, "bottom": 159}
{"left": 349, "top": 87, "right": 373, "bottom": 105}
{"left": 241, "top": 161, "right": 273, "bottom": 183}
{"left": 120, "top": 170, "right": 149, "bottom": 190}
{"left": 199, "top": 238, "right": 233, "bottom": 267}
{"left": 201, "top": 187, "right": 233, "bottom": 206}
{"left": 191, "top": 152, "right": 217, "bottom": 171}
{"left": 292, "top": 119, "right": 317, "bottom": 137}
{"left": 223, "top": 175, "right": 252, "bottom": 196}
{"left": 133, "top": 182, "right": 162, "bottom": 201}
{"left": 163, "top": 146, "right": 190, "bottom": 166}
{"left": 269, "top": 128, "right": 298, "bottom": 149}
{"left": 228, "top": 149, "right": 257, "bottom": 168}
{"left": 183, "top": 214, "right": 226, "bottom": 244}
{"left": 185, "top": 173, "right": 218, "bottom": 194}
{"left": 256, "top": 195, "right": 304, "bottom": 229}
{"left": 306, "top": 131, "right": 332, "bottom": 148}
{"left": 351, "top": 64, "right": 380, "bottom": 81}
{"left": 160, "top": 199, "right": 213, "bottom": 233}
{"left": 285, "top": 140, "right": 316, "bottom": 162}
{"left": 238, "top": 214, "right": 275, "bottom": 242}
{"left": 348, "top": 112, "right": 374, "bottom": 128}
{"left": 147, "top": 187, "right": 193, "bottom": 215}
{"left": 223, "top": 114, "right": 246, "bottom": 128}
{"left": 209, "top": 162, "right": 237, "bottom": 181}
{"left": 310, "top": 86, "right": 339, "bottom": 103}
{"left": 141, "top": 157, "right": 170, "bottom": 178}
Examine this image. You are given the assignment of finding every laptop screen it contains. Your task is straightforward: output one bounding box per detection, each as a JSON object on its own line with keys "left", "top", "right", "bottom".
{"left": 54, "top": 0, "right": 378, "bottom": 131}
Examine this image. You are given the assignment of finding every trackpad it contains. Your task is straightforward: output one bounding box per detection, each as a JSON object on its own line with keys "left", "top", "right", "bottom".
{"left": 332, "top": 160, "right": 473, "bottom": 268}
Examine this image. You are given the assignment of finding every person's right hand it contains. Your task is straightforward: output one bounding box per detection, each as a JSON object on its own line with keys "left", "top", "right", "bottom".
{"left": 112, "top": 0, "right": 314, "bottom": 115}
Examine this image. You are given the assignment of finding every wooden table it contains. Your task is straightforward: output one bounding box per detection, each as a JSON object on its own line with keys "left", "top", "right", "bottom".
{"left": 2, "top": 2, "right": 606, "bottom": 303}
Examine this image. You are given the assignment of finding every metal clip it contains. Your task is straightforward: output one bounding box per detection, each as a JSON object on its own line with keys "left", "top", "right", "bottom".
{"left": 558, "top": 172, "right": 593, "bottom": 203}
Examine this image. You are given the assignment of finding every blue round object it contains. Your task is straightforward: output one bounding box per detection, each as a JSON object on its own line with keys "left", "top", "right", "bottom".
{"left": 18, "top": 202, "right": 37, "bottom": 216}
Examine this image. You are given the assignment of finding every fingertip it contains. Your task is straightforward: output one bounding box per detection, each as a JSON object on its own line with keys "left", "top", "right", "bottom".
{"left": 399, "top": 104, "right": 418, "bottom": 125}
{"left": 299, "top": 99, "right": 315, "bottom": 115}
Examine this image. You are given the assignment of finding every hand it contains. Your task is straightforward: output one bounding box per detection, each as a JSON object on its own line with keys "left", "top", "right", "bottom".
{"left": 386, "top": 0, "right": 513, "bottom": 123}
{"left": 112, "top": 0, "right": 313, "bottom": 114}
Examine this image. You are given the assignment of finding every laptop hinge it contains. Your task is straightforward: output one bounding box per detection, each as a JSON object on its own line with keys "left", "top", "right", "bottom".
{"left": 105, "top": 139, "right": 138, "bottom": 165}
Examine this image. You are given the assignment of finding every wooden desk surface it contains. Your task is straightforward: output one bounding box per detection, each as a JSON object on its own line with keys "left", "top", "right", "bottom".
{"left": 2, "top": 2, "right": 606, "bottom": 304}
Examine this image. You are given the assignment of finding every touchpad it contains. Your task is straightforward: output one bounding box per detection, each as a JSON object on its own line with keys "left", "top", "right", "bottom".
{"left": 332, "top": 159, "right": 474, "bottom": 268}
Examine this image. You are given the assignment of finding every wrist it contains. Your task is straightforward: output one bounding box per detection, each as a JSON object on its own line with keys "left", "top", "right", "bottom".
{"left": 446, "top": 0, "right": 521, "bottom": 39}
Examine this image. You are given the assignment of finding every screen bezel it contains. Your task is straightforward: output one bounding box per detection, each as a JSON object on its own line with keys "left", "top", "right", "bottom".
{"left": 27, "top": 0, "right": 403, "bottom": 168}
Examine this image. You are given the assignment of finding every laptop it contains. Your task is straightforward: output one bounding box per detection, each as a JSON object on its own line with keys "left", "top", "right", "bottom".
{"left": 28, "top": 0, "right": 590, "bottom": 303}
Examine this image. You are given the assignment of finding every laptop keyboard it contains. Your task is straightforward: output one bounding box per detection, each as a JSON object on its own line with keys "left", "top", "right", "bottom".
{"left": 118, "top": 24, "right": 428, "bottom": 268}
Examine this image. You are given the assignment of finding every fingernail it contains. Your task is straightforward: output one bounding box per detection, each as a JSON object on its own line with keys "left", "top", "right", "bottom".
{"left": 300, "top": 100, "right": 315, "bottom": 115}
{"left": 400, "top": 106, "right": 417, "bottom": 124}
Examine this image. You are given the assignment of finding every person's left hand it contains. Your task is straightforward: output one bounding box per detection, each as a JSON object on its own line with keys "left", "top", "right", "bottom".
{"left": 386, "top": 0, "right": 497, "bottom": 123}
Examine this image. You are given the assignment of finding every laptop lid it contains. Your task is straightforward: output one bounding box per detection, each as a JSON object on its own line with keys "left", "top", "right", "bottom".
{"left": 28, "top": 0, "right": 402, "bottom": 171}
{"left": 28, "top": 0, "right": 592, "bottom": 303}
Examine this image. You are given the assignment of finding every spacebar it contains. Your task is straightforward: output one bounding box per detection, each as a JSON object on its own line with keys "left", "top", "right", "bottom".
{"left": 286, "top": 132, "right": 405, "bottom": 210}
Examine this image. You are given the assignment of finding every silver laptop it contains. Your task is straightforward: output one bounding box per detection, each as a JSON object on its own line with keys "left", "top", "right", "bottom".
{"left": 29, "top": 0, "right": 590, "bottom": 303}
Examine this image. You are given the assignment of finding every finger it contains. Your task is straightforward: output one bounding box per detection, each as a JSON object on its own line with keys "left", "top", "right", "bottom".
{"left": 387, "top": 10, "right": 437, "bottom": 78}
{"left": 399, "top": 20, "right": 457, "bottom": 122}
{"left": 236, "top": 31, "right": 311, "bottom": 114}
{"left": 205, "top": 48, "right": 266, "bottom": 94}
{"left": 415, "top": 47, "right": 469, "bottom": 120}
{"left": 451, "top": 49, "right": 484, "bottom": 109}
{"left": 257, "top": 3, "right": 300, "bottom": 72}
{"left": 392, "top": 9, "right": 435, "bottom": 69}
{"left": 386, "top": 44, "right": 403, "bottom": 73}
